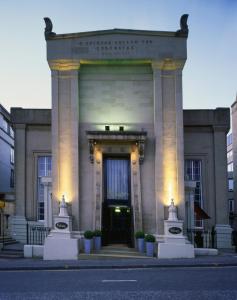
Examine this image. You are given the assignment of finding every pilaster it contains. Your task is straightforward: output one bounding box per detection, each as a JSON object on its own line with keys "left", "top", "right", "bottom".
{"left": 152, "top": 59, "right": 185, "bottom": 235}
{"left": 213, "top": 126, "right": 229, "bottom": 224}
{"left": 41, "top": 177, "right": 52, "bottom": 228}
{"left": 15, "top": 124, "right": 26, "bottom": 217}
{"left": 51, "top": 60, "right": 80, "bottom": 231}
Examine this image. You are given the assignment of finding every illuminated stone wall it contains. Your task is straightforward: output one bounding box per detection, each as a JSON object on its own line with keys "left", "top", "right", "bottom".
{"left": 79, "top": 64, "right": 153, "bottom": 124}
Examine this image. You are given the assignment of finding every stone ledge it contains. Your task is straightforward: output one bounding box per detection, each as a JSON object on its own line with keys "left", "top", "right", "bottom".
{"left": 195, "top": 248, "right": 218, "bottom": 256}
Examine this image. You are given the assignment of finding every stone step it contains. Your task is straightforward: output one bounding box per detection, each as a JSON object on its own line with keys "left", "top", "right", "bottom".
{"left": 0, "top": 249, "right": 24, "bottom": 259}
{"left": 79, "top": 252, "right": 151, "bottom": 259}
{"left": 0, "top": 236, "right": 19, "bottom": 245}
{"left": 85, "top": 244, "right": 152, "bottom": 259}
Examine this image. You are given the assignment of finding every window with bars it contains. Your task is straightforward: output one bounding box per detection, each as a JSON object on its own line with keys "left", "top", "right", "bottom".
{"left": 37, "top": 156, "right": 52, "bottom": 220}
{"left": 185, "top": 159, "right": 203, "bottom": 228}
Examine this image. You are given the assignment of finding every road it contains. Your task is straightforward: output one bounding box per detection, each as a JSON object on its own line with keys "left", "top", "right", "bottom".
{"left": 0, "top": 266, "right": 236, "bottom": 299}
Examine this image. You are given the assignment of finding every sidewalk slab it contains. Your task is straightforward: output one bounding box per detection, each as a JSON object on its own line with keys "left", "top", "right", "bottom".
{"left": 0, "top": 253, "right": 236, "bottom": 271}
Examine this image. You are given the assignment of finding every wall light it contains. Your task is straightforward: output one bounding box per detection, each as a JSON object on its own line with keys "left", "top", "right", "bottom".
{"left": 115, "top": 207, "right": 121, "bottom": 213}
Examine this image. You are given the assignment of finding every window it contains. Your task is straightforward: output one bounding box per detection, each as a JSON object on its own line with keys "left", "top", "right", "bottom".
{"left": 227, "top": 134, "right": 232, "bottom": 147}
{"left": 228, "top": 163, "right": 233, "bottom": 172}
{"left": 10, "top": 169, "right": 14, "bottom": 188}
{"left": 0, "top": 115, "right": 8, "bottom": 132}
{"left": 229, "top": 199, "right": 234, "bottom": 213}
{"left": 37, "top": 156, "right": 52, "bottom": 220}
{"left": 185, "top": 159, "right": 203, "bottom": 228}
{"left": 227, "top": 150, "right": 233, "bottom": 161}
{"left": 10, "top": 148, "right": 14, "bottom": 164}
{"left": 9, "top": 126, "right": 14, "bottom": 138}
{"left": 228, "top": 179, "right": 234, "bottom": 191}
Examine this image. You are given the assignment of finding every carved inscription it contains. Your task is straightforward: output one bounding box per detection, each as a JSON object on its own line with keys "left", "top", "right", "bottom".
{"left": 73, "top": 39, "right": 153, "bottom": 55}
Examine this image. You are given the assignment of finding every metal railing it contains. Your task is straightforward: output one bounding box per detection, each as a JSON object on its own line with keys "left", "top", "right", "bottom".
{"left": 187, "top": 229, "right": 216, "bottom": 248}
{"left": 26, "top": 223, "right": 50, "bottom": 245}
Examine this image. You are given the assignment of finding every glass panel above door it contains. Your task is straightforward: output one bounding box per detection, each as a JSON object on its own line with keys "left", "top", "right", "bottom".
{"left": 104, "top": 158, "right": 130, "bottom": 205}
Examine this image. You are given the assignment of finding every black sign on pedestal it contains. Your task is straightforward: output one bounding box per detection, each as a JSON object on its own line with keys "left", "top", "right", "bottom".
{"left": 169, "top": 227, "right": 182, "bottom": 234}
{"left": 55, "top": 222, "right": 68, "bottom": 230}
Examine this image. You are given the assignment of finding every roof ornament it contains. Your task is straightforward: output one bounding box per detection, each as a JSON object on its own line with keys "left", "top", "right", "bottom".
{"left": 176, "top": 14, "right": 189, "bottom": 37}
{"left": 44, "top": 17, "right": 56, "bottom": 40}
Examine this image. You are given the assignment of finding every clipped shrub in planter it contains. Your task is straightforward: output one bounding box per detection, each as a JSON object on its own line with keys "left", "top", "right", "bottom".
{"left": 145, "top": 234, "right": 155, "bottom": 257}
{"left": 93, "top": 229, "right": 102, "bottom": 251}
{"left": 135, "top": 231, "right": 145, "bottom": 253}
{"left": 84, "top": 230, "right": 94, "bottom": 254}
{"left": 135, "top": 231, "right": 145, "bottom": 239}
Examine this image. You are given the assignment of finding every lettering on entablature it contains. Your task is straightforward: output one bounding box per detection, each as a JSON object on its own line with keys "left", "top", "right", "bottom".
{"left": 73, "top": 39, "right": 153, "bottom": 55}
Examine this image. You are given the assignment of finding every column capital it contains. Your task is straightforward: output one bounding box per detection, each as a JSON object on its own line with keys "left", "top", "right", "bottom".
{"left": 152, "top": 59, "right": 185, "bottom": 71}
{"left": 49, "top": 59, "right": 81, "bottom": 71}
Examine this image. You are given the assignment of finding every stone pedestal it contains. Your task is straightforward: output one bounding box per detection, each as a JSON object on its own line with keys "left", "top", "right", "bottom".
{"left": 215, "top": 224, "right": 233, "bottom": 249}
{"left": 44, "top": 196, "right": 79, "bottom": 260}
{"left": 158, "top": 200, "right": 194, "bottom": 258}
{"left": 10, "top": 216, "right": 27, "bottom": 244}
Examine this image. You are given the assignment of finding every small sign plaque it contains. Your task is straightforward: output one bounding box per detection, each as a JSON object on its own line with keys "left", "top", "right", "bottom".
{"left": 169, "top": 227, "right": 182, "bottom": 234}
{"left": 55, "top": 222, "right": 68, "bottom": 230}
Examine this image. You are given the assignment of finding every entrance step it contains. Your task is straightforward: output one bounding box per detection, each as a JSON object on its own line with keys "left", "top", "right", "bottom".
{"left": 80, "top": 244, "right": 152, "bottom": 259}
{"left": 0, "top": 236, "right": 19, "bottom": 246}
{"left": 0, "top": 249, "right": 24, "bottom": 259}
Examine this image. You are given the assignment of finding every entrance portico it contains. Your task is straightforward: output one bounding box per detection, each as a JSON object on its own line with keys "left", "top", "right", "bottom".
{"left": 10, "top": 16, "right": 233, "bottom": 255}
{"left": 45, "top": 16, "right": 188, "bottom": 239}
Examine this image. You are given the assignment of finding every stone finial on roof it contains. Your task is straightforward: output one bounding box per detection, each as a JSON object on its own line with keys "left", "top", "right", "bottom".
{"left": 176, "top": 14, "right": 189, "bottom": 37}
{"left": 44, "top": 17, "right": 56, "bottom": 40}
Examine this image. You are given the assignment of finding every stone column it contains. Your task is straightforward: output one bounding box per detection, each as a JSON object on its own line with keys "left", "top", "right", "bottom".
{"left": 213, "top": 125, "right": 232, "bottom": 248}
{"left": 41, "top": 177, "right": 52, "bottom": 228}
{"left": 14, "top": 124, "right": 26, "bottom": 217}
{"left": 213, "top": 126, "right": 229, "bottom": 225}
{"left": 131, "top": 147, "right": 143, "bottom": 233}
{"left": 50, "top": 60, "right": 80, "bottom": 231}
{"left": 152, "top": 59, "right": 185, "bottom": 235}
{"left": 10, "top": 124, "right": 27, "bottom": 243}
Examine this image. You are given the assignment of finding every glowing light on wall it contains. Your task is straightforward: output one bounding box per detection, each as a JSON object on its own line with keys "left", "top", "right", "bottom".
{"left": 131, "top": 151, "right": 137, "bottom": 164}
{"left": 95, "top": 148, "right": 102, "bottom": 163}
{"left": 163, "top": 148, "right": 179, "bottom": 206}
{"left": 57, "top": 156, "right": 73, "bottom": 204}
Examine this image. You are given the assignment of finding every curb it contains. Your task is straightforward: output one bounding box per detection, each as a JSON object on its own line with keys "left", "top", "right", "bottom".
{"left": 0, "top": 262, "right": 237, "bottom": 271}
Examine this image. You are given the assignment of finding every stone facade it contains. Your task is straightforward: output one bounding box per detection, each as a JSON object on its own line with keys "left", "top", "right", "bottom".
{"left": 230, "top": 99, "right": 237, "bottom": 230}
{"left": 11, "top": 107, "right": 231, "bottom": 247}
{"left": 10, "top": 17, "right": 233, "bottom": 249}
{"left": 0, "top": 104, "right": 15, "bottom": 237}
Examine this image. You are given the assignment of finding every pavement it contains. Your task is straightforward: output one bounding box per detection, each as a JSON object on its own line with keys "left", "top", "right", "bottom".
{"left": 0, "top": 246, "right": 237, "bottom": 271}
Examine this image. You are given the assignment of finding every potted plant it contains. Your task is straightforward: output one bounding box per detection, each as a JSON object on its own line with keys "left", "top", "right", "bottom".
{"left": 135, "top": 231, "right": 145, "bottom": 253}
{"left": 93, "top": 229, "right": 102, "bottom": 251}
{"left": 145, "top": 234, "right": 155, "bottom": 257}
{"left": 84, "top": 230, "right": 94, "bottom": 254}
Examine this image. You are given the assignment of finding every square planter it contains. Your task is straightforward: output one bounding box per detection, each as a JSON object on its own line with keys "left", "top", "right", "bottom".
{"left": 146, "top": 242, "right": 154, "bottom": 257}
{"left": 94, "top": 236, "right": 101, "bottom": 251}
{"left": 84, "top": 239, "right": 92, "bottom": 254}
{"left": 137, "top": 238, "right": 145, "bottom": 253}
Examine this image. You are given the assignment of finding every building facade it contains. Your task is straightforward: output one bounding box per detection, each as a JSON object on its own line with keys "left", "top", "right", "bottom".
{"left": 0, "top": 104, "right": 15, "bottom": 237}
{"left": 230, "top": 99, "right": 237, "bottom": 230}
{"left": 10, "top": 16, "right": 232, "bottom": 249}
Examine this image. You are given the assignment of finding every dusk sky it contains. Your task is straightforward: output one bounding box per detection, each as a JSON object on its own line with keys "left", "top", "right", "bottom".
{"left": 0, "top": 0, "right": 236, "bottom": 112}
